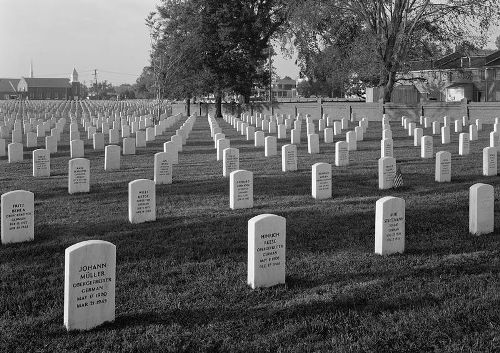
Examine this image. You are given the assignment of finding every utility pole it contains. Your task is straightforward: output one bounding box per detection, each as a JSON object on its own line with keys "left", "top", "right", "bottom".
{"left": 93, "top": 69, "right": 98, "bottom": 99}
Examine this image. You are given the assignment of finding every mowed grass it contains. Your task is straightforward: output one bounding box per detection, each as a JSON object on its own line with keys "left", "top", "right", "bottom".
{"left": 1, "top": 113, "right": 500, "bottom": 352}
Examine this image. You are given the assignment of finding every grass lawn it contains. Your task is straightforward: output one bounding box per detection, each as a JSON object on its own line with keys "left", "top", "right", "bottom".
{"left": 1, "top": 111, "right": 500, "bottom": 352}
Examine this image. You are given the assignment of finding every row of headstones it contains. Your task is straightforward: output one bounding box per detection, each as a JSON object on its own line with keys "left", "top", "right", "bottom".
{"left": 58, "top": 180, "right": 495, "bottom": 331}
{"left": 1, "top": 113, "right": 189, "bottom": 163}
{"left": 225, "top": 113, "right": 366, "bottom": 153}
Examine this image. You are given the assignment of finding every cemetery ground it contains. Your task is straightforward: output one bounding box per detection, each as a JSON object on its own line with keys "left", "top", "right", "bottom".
{"left": 1, "top": 115, "right": 500, "bottom": 352}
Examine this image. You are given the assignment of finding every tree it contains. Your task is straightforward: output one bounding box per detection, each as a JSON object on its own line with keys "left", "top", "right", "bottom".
{"left": 286, "top": 0, "right": 500, "bottom": 102}
{"left": 149, "top": 0, "right": 288, "bottom": 117}
{"left": 114, "top": 84, "right": 136, "bottom": 99}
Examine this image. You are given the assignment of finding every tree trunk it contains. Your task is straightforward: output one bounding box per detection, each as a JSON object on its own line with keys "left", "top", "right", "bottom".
{"left": 215, "top": 91, "right": 222, "bottom": 118}
{"left": 379, "top": 70, "right": 396, "bottom": 103}
{"left": 185, "top": 97, "right": 191, "bottom": 116}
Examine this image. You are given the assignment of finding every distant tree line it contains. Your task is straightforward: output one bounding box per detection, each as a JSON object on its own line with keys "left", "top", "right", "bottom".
{"left": 137, "top": 0, "right": 500, "bottom": 112}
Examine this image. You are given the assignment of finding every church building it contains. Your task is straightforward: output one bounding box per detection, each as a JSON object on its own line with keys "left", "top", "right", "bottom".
{"left": 17, "top": 67, "right": 81, "bottom": 100}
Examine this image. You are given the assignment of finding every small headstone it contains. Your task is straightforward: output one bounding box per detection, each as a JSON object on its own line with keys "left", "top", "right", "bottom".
{"left": 247, "top": 214, "right": 286, "bottom": 289}
{"left": 469, "top": 183, "right": 494, "bottom": 235}
{"left": 33, "top": 149, "right": 50, "bottom": 177}
{"left": 355, "top": 126, "right": 363, "bottom": 141}
{"left": 104, "top": 145, "right": 120, "bottom": 171}
{"left": 435, "top": 151, "right": 451, "bottom": 182}
{"left": 333, "top": 121, "right": 342, "bottom": 135}
{"left": 45, "top": 135, "right": 57, "bottom": 154}
{"left": 483, "top": 147, "right": 497, "bottom": 176}
{"left": 277, "top": 124, "right": 286, "bottom": 140}
{"left": 432, "top": 121, "right": 440, "bottom": 135}
{"left": 26, "top": 132, "right": 37, "bottom": 148}
{"left": 311, "top": 162, "right": 332, "bottom": 199}
{"left": 335, "top": 141, "right": 349, "bottom": 167}
{"left": 246, "top": 126, "right": 255, "bottom": 141}
{"left": 489, "top": 131, "right": 499, "bottom": 150}
{"left": 375, "top": 196, "right": 405, "bottom": 255}
{"left": 223, "top": 148, "right": 239, "bottom": 177}
{"left": 281, "top": 144, "right": 297, "bottom": 172}
{"left": 128, "top": 179, "right": 156, "bottom": 223}
{"left": 0, "top": 138, "right": 4, "bottom": 157}
{"left": 64, "top": 240, "right": 116, "bottom": 331}
{"left": 229, "top": 170, "right": 253, "bottom": 209}
{"left": 154, "top": 152, "right": 173, "bottom": 185}
{"left": 68, "top": 158, "right": 90, "bottom": 194}
{"left": 378, "top": 157, "right": 396, "bottom": 189}
{"left": 454, "top": 120, "right": 462, "bottom": 133}
{"left": 1, "top": 190, "right": 34, "bottom": 244}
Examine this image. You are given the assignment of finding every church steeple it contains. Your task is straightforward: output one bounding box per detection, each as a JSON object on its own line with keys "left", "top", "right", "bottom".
{"left": 30, "top": 60, "right": 34, "bottom": 78}
{"left": 70, "top": 67, "right": 78, "bottom": 83}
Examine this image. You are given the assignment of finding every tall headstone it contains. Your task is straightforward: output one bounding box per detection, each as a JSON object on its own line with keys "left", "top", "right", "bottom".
{"left": 375, "top": 196, "right": 405, "bottom": 255}
{"left": 229, "top": 170, "right": 253, "bottom": 209}
{"left": 311, "top": 162, "right": 332, "bottom": 199}
{"left": 378, "top": 157, "right": 396, "bottom": 190}
{"left": 8, "top": 142, "right": 23, "bottom": 163}
{"left": 381, "top": 138, "right": 393, "bottom": 158}
{"left": 70, "top": 139, "right": 84, "bottom": 159}
{"left": 223, "top": 148, "right": 239, "bottom": 177}
{"left": 421, "top": 136, "right": 433, "bottom": 158}
{"left": 335, "top": 141, "right": 349, "bottom": 167}
{"left": 254, "top": 131, "right": 265, "bottom": 147}
{"left": 104, "top": 145, "right": 120, "bottom": 171}
{"left": 483, "top": 147, "right": 497, "bottom": 176}
{"left": 441, "top": 126, "right": 450, "bottom": 144}
{"left": 265, "top": 136, "right": 277, "bottom": 157}
{"left": 307, "top": 133, "right": 319, "bottom": 154}
{"left": 459, "top": 133, "right": 470, "bottom": 156}
{"left": 68, "top": 158, "right": 90, "bottom": 194}
{"left": 64, "top": 240, "right": 116, "bottom": 331}
{"left": 122, "top": 137, "right": 136, "bottom": 155}
{"left": 128, "top": 179, "right": 156, "bottom": 223}
{"left": 469, "top": 183, "right": 494, "bottom": 235}
{"left": 247, "top": 214, "right": 286, "bottom": 289}
{"left": 346, "top": 131, "right": 357, "bottom": 151}
{"left": 435, "top": 151, "right": 451, "bottom": 182}
{"left": 154, "top": 152, "right": 173, "bottom": 185}
{"left": 1, "top": 190, "right": 34, "bottom": 244}
{"left": 281, "top": 144, "right": 297, "bottom": 172}
{"left": 33, "top": 149, "right": 50, "bottom": 177}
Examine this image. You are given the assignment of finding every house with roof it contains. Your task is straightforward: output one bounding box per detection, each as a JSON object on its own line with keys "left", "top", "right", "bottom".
{"left": 0, "top": 78, "right": 20, "bottom": 99}
{"left": 401, "top": 49, "right": 500, "bottom": 102}
{"left": 0, "top": 67, "right": 81, "bottom": 100}
{"left": 17, "top": 68, "right": 80, "bottom": 100}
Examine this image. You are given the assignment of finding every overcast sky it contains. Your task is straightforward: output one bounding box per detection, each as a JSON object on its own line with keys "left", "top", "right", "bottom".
{"left": 0, "top": 0, "right": 498, "bottom": 86}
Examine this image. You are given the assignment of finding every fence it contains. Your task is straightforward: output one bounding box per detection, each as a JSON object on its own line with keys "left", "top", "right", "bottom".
{"left": 171, "top": 99, "right": 500, "bottom": 123}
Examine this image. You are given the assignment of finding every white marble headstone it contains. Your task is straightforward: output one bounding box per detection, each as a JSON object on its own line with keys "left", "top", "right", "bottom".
{"left": 229, "top": 170, "right": 253, "bottom": 209}
{"left": 311, "top": 162, "right": 332, "bottom": 199}
{"left": 64, "top": 240, "right": 116, "bottom": 331}
{"left": 375, "top": 196, "right": 405, "bottom": 255}
{"left": 248, "top": 214, "right": 286, "bottom": 289}
{"left": 128, "top": 179, "right": 156, "bottom": 223}
{"left": 1, "top": 190, "right": 34, "bottom": 244}
{"left": 154, "top": 152, "right": 173, "bottom": 185}
{"left": 281, "top": 144, "right": 297, "bottom": 172}
{"left": 435, "top": 151, "right": 451, "bottom": 182}
{"left": 469, "top": 183, "right": 494, "bottom": 235}
{"left": 68, "top": 158, "right": 90, "bottom": 194}
{"left": 33, "top": 149, "right": 50, "bottom": 177}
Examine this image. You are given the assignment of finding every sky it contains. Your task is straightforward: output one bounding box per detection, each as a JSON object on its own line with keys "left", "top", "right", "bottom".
{"left": 0, "top": 1, "right": 499, "bottom": 86}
